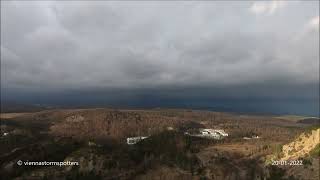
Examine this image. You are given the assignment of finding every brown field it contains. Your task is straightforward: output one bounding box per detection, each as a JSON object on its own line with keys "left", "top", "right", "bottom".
{"left": 0, "top": 113, "right": 32, "bottom": 119}
{"left": 0, "top": 108, "right": 318, "bottom": 180}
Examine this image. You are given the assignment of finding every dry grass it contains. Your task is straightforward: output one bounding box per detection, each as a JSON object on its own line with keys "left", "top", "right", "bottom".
{"left": 275, "top": 115, "right": 316, "bottom": 122}
{"left": 0, "top": 113, "right": 31, "bottom": 119}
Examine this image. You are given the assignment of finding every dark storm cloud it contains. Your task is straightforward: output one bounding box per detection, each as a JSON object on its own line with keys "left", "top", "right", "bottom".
{"left": 1, "top": 1, "right": 319, "bottom": 110}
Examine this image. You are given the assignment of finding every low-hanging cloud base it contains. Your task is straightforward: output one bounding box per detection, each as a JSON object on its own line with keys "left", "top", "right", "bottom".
{"left": 1, "top": 1, "right": 319, "bottom": 116}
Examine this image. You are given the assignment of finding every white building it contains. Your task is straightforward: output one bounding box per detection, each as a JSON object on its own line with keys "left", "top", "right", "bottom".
{"left": 243, "top": 135, "right": 260, "bottom": 140}
{"left": 200, "top": 129, "right": 221, "bottom": 139}
{"left": 243, "top": 137, "right": 252, "bottom": 140}
{"left": 187, "top": 129, "right": 229, "bottom": 140}
{"left": 200, "top": 129, "right": 228, "bottom": 137}
{"left": 126, "top": 136, "right": 148, "bottom": 145}
{"left": 212, "top": 129, "right": 229, "bottom": 137}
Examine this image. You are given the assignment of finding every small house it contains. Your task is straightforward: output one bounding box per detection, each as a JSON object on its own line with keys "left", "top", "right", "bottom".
{"left": 126, "top": 136, "right": 148, "bottom": 145}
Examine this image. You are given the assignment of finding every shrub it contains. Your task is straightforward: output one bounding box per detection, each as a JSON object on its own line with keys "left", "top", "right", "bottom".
{"left": 309, "top": 144, "right": 320, "bottom": 157}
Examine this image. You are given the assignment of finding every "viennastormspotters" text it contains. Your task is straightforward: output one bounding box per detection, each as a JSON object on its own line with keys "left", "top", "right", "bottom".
{"left": 17, "top": 160, "right": 79, "bottom": 166}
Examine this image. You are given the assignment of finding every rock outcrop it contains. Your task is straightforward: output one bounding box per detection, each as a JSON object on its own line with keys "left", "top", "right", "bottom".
{"left": 281, "top": 128, "right": 320, "bottom": 160}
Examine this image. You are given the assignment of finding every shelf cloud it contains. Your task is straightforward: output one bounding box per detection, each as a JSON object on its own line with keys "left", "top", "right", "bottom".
{"left": 1, "top": 1, "right": 319, "bottom": 114}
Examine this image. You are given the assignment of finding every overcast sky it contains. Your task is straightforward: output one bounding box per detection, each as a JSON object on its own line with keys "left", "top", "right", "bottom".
{"left": 1, "top": 1, "right": 319, "bottom": 114}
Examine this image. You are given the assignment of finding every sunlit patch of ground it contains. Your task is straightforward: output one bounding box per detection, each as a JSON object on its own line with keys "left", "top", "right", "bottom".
{"left": 275, "top": 115, "right": 317, "bottom": 122}
{"left": 0, "top": 113, "right": 31, "bottom": 119}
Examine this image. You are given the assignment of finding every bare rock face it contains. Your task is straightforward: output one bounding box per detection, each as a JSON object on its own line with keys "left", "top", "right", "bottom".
{"left": 281, "top": 128, "right": 320, "bottom": 160}
{"left": 66, "top": 115, "right": 85, "bottom": 122}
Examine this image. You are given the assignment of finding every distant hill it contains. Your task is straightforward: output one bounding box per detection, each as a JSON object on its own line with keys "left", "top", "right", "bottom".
{"left": 297, "top": 118, "right": 320, "bottom": 125}
{"left": 0, "top": 101, "right": 46, "bottom": 113}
